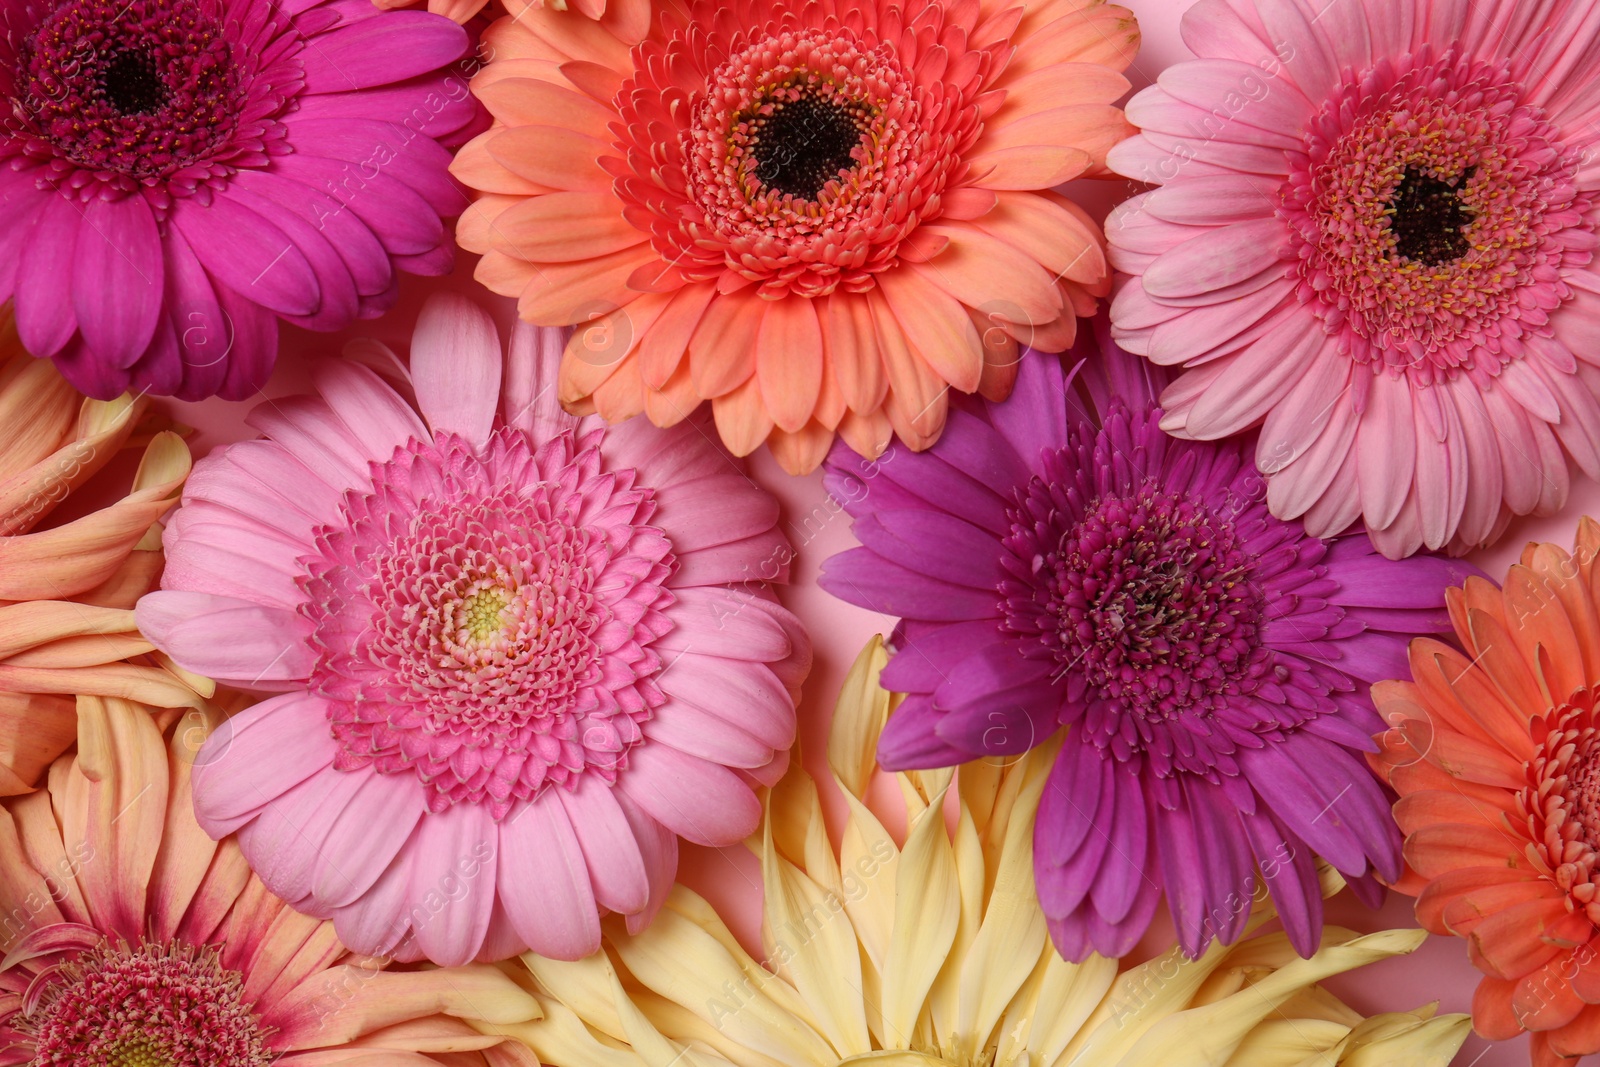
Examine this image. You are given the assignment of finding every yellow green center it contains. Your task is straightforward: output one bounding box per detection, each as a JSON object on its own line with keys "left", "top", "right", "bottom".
{"left": 462, "top": 587, "right": 510, "bottom": 642}
{"left": 103, "top": 1035, "right": 174, "bottom": 1067}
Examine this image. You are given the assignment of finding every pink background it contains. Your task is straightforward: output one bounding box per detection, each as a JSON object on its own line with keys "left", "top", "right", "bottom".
{"left": 152, "top": 2, "right": 1584, "bottom": 1061}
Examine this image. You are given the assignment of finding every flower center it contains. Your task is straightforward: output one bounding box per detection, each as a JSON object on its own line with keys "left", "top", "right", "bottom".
{"left": 22, "top": 939, "right": 270, "bottom": 1067}
{"left": 100, "top": 49, "right": 168, "bottom": 115}
{"left": 1389, "top": 166, "right": 1475, "bottom": 266}
{"left": 8, "top": 0, "right": 291, "bottom": 190}
{"left": 744, "top": 87, "right": 870, "bottom": 200}
{"left": 1281, "top": 45, "right": 1594, "bottom": 385}
{"left": 299, "top": 429, "right": 676, "bottom": 820}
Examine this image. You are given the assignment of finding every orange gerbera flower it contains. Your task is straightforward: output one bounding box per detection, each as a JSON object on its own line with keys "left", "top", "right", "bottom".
{"left": 452, "top": 0, "right": 1130, "bottom": 473}
{"left": 1372, "top": 517, "right": 1600, "bottom": 1067}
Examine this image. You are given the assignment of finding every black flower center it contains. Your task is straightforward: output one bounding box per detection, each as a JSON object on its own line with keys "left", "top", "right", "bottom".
{"left": 748, "top": 92, "right": 865, "bottom": 200}
{"left": 1389, "top": 166, "right": 1475, "bottom": 266}
{"left": 100, "top": 49, "right": 168, "bottom": 115}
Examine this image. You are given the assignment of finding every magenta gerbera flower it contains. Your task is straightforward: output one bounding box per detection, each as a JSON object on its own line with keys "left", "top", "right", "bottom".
{"left": 1105, "top": 0, "right": 1600, "bottom": 558}
{"left": 136, "top": 293, "right": 809, "bottom": 964}
{"left": 0, "top": 0, "right": 477, "bottom": 400}
{"left": 820, "top": 328, "right": 1476, "bottom": 961}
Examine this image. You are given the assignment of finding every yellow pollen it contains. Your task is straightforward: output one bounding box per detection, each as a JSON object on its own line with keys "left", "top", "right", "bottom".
{"left": 461, "top": 587, "right": 510, "bottom": 642}
{"left": 105, "top": 1035, "right": 174, "bottom": 1067}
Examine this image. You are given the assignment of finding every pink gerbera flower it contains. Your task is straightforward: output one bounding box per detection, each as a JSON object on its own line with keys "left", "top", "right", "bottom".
{"left": 1105, "top": 0, "right": 1600, "bottom": 558}
{"left": 0, "top": 0, "right": 479, "bottom": 400}
{"left": 136, "top": 293, "right": 808, "bottom": 965}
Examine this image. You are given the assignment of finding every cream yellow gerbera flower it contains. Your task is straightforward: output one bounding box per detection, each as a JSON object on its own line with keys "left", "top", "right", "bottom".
{"left": 466, "top": 637, "right": 1471, "bottom": 1067}
{"left": 0, "top": 308, "right": 199, "bottom": 795}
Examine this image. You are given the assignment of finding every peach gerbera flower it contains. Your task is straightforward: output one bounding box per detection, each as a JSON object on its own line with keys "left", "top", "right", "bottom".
{"left": 0, "top": 695, "right": 541, "bottom": 1066}
{"left": 1372, "top": 517, "right": 1600, "bottom": 1067}
{"left": 451, "top": 0, "right": 1131, "bottom": 473}
{"left": 0, "top": 308, "right": 199, "bottom": 796}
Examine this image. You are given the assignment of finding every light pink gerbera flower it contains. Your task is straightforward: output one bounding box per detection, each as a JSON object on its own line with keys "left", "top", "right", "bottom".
{"left": 136, "top": 293, "right": 809, "bottom": 965}
{"left": 1105, "top": 0, "right": 1600, "bottom": 558}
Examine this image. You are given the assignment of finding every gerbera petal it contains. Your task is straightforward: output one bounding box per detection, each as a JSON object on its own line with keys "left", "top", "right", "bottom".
{"left": 409, "top": 292, "right": 502, "bottom": 449}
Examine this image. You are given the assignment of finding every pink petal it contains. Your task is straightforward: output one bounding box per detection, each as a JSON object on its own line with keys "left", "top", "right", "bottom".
{"left": 1181, "top": 314, "right": 1321, "bottom": 438}
{"left": 497, "top": 799, "right": 601, "bottom": 959}
{"left": 190, "top": 692, "right": 340, "bottom": 837}
{"left": 170, "top": 194, "right": 319, "bottom": 317}
{"left": 300, "top": 13, "right": 467, "bottom": 93}
{"left": 312, "top": 359, "right": 429, "bottom": 459}
{"left": 1356, "top": 373, "right": 1416, "bottom": 530}
{"left": 410, "top": 292, "right": 502, "bottom": 449}
{"left": 556, "top": 778, "right": 649, "bottom": 915}
{"left": 504, "top": 319, "right": 577, "bottom": 440}
{"left": 406, "top": 803, "right": 497, "bottom": 966}
{"left": 617, "top": 741, "right": 761, "bottom": 847}
{"left": 136, "top": 590, "right": 315, "bottom": 688}
{"left": 16, "top": 193, "right": 81, "bottom": 358}
{"left": 1141, "top": 218, "right": 1289, "bottom": 299}
{"left": 312, "top": 769, "right": 428, "bottom": 910}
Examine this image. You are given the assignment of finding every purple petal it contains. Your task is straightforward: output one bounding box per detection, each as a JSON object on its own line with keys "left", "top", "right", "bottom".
{"left": 1036, "top": 734, "right": 1111, "bottom": 868}
{"left": 231, "top": 168, "right": 392, "bottom": 297}
{"left": 987, "top": 347, "right": 1068, "bottom": 472}
{"left": 1152, "top": 783, "right": 1210, "bottom": 957}
{"left": 1087, "top": 764, "right": 1149, "bottom": 926}
{"left": 876, "top": 694, "right": 977, "bottom": 772}
{"left": 881, "top": 620, "right": 1003, "bottom": 694}
{"left": 16, "top": 192, "right": 81, "bottom": 357}
{"left": 72, "top": 194, "right": 163, "bottom": 364}
{"left": 271, "top": 154, "right": 442, "bottom": 256}
{"left": 820, "top": 548, "right": 1001, "bottom": 621}
{"left": 284, "top": 118, "right": 467, "bottom": 216}
{"left": 930, "top": 646, "right": 1058, "bottom": 755}
{"left": 170, "top": 194, "right": 319, "bottom": 317}
{"left": 299, "top": 12, "right": 467, "bottom": 93}
{"left": 1239, "top": 806, "right": 1323, "bottom": 958}
{"left": 854, "top": 509, "right": 1006, "bottom": 590}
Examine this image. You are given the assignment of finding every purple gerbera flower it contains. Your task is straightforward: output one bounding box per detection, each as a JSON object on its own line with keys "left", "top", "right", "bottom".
{"left": 0, "top": 0, "right": 477, "bottom": 400}
{"left": 821, "top": 329, "right": 1477, "bottom": 962}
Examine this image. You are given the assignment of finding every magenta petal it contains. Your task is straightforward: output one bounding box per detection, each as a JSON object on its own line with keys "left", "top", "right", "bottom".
{"left": 72, "top": 194, "right": 163, "bottom": 364}
{"left": 230, "top": 168, "right": 393, "bottom": 297}
{"left": 214, "top": 282, "right": 282, "bottom": 400}
{"left": 159, "top": 228, "right": 232, "bottom": 399}
{"left": 300, "top": 12, "right": 467, "bottom": 93}
{"left": 876, "top": 693, "right": 978, "bottom": 771}
{"left": 285, "top": 117, "right": 466, "bottom": 215}
{"left": 15, "top": 192, "right": 82, "bottom": 357}
{"left": 272, "top": 153, "right": 443, "bottom": 255}
{"left": 170, "top": 194, "right": 320, "bottom": 317}
{"left": 222, "top": 183, "right": 358, "bottom": 331}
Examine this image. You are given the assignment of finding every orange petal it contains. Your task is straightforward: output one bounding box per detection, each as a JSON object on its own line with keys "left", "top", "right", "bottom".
{"left": 972, "top": 105, "right": 1133, "bottom": 171}
{"left": 1443, "top": 879, "right": 1568, "bottom": 939}
{"left": 637, "top": 283, "right": 716, "bottom": 389}
{"left": 1527, "top": 542, "right": 1600, "bottom": 684}
{"left": 1548, "top": 1009, "right": 1600, "bottom": 1059}
{"left": 879, "top": 268, "right": 983, "bottom": 393}
{"left": 767, "top": 422, "right": 835, "bottom": 476}
{"left": 838, "top": 408, "right": 893, "bottom": 459}
{"left": 1007, "top": 6, "right": 1140, "bottom": 78}
{"left": 814, "top": 341, "right": 846, "bottom": 430}
{"left": 1465, "top": 605, "right": 1547, "bottom": 725}
{"left": 1503, "top": 563, "right": 1587, "bottom": 704}
{"left": 475, "top": 77, "right": 615, "bottom": 135}
{"left": 689, "top": 293, "right": 762, "bottom": 398}
{"left": 593, "top": 354, "right": 646, "bottom": 422}
{"left": 712, "top": 377, "right": 775, "bottom": 457}
{"left": 1395, "top": 789, "right": 1515, "bottom": 837}
{"left": 966, "top": 144, "right": 1092, "bottom": 190}
{"left": 1518, "top": 957, "right": 1589, "bottom": 1031}
{"left": 821, "top": 294, "right": 885, "bottom": 415}
{"left": 918, "top": 226, "right": 1063, "bottom": 326}
{"left": 1474, "top": 976, "right": 1527, "bottom": 1041}
{"left": 488, "top": 127, "right": 613, "bottom": 191}
{"left": 756, "top": 298, "right": 823, "bottom": 434}
{"left": 450, "top": 133, "right": 550, "bottom": 196}
{"left": 490, "top": 1, "right": 631, "bottom": 68}
{"left": 642, "top": 363, "right": 702, "bottom": 428}
{"left": 990, "top": 62, "right": 1131, "bottom": 114}
{"left": 1404, "top": 821, "right": 1528, "bottom": 880}
{"left": 516, "top": 248, "right": 656, "bottom": 325}
{"left": 869, "top": 290, "right": 947, "bottom": 445}
{"left": 970, "top": 305, "right": 1021, "bottom": 402}
{"left": 975, "top": 191, "right": 1108, "bottom": 286}
{"left": 487, "top": 192, "right": 648, "bottom": 263}
{"left": 1468, "top": 899, "right": 1588, "bottom": 980}
{"left": 0, "top": 798, "right": 65, "bottom": 922}
{"left": 0, "top": 692, "right": 75, "bottom": 796}
{"left": 475, "top": 250, "right": 542, "bottom": 299}
{"left": 456, "top": 194, "right": 523, "bottom": 255}
{"left": 0, "top": 357, "right": 76, "bottom": 486}
{"left": 1417, "top": 865, "right": 1539, "bottom": 935}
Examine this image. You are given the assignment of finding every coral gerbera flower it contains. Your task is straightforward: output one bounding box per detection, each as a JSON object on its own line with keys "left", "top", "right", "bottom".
{"left": 1371, "top": 518, "right": 1600, "bottom": 1067}
{"left": 136, "top": 292, "right": 809, "bottom": 966}
{"left": 0, "top": 0, "right": 479, "bottom": 401}
{"left": 0, "top": 308, "right": 202, "bottom": 795}
{"left": 1105, "top": 0, "right": 1600, "bottom": 559}
{"left": 820, "top": 328, "right": 1476, "bottom": 961}
{"left": 451, "top": 0, "right": 1131, "bottom": 473}
{"left": 463, "top": 637, "right": 1471, "bottom": 1067}
{"left": 0, "top": 694, "right": 541, "bottom": 1066}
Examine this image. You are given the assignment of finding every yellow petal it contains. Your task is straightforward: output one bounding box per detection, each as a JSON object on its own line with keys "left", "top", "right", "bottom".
{"left": 825, "top": 637, "right": 892, "bottom": 800}
{"left": 881, "top": 791, "right": 960, "bottom": 1045}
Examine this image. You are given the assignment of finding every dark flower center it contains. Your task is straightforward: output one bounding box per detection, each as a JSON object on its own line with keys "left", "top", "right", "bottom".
{"left": 100, "top": 49, "right": 168, "bottom": 115}
{"left": 18, "top": 0, "right": 248, "bottom": 181}
{"left": 745, "top": 89, "right": 868, "bottom": 200}
{"left": 1389, "top": 166, "right": 1475, "bottom": 265}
